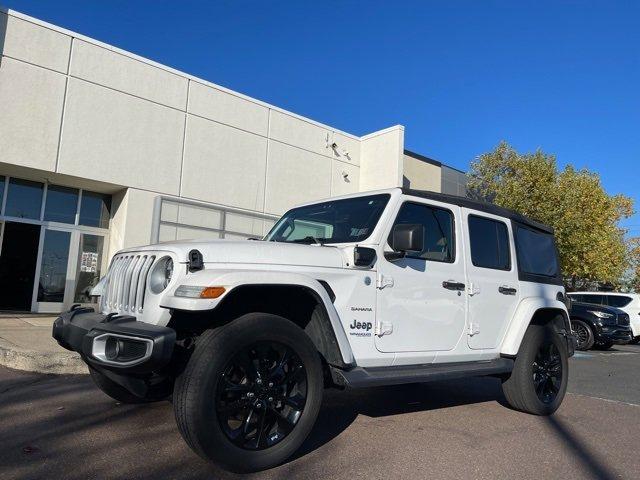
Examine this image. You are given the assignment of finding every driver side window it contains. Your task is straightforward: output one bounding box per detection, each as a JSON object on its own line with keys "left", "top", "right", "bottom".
{"left": 389, "top": 202, "right": 455, "bottom": 262}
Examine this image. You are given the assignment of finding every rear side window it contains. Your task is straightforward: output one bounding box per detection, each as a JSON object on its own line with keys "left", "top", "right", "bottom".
{"left": 468, "top": 215, "right": 510, "bottom": 270}
{"left": 606, "top": 296, "right": 633, "bottom": 308}
{"left": 389, "top": 202, "right": 455, "bottom": 262}
{"left": 578, "top": 294, "right": 604, "bottom": 305}
{"left": 514, "top": 224, "right": 560, "bottom": 279}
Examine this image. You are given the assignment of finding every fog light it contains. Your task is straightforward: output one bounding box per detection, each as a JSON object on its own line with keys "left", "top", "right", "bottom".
{"left": 92, "top": 333, "right": 153, "bottom": 366}
{"left": 105, "top": 337, "right": 122, "bottom": 360}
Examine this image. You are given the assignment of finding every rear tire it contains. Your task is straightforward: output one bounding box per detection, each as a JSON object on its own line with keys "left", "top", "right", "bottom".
{"left": 571, "top": 319, "right": 594, "bottom": 350}
{"left": 502, "top": 324, "right": 568, "bottom": 415}
{"left": 173, "top": 313, "right": 323, "bottom": 473}
{"left": 629, "top": 336, "right": 640, "bottom": 345}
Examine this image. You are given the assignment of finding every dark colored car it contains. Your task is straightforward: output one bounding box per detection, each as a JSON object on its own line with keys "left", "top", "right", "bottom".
{"left": 569, "top": 301, "right": 633, "bottom": 350}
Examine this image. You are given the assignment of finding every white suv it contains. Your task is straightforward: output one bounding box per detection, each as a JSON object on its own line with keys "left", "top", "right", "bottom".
{"left": 53, "top": 187, "right": 576, "bottom": 472}
{"left": 568, "top": 292, "right": 640, "bottom": 343}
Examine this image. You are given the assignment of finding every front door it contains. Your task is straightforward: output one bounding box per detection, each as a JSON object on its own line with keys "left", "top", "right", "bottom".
{"left": 463, "top": 210, "right": 520, "bottom": 350}
{"left": 375, "top": 200, "right": 467, "bottom": 353}
{"left": 0, "top": 222, "right": 41, "bottom": 311}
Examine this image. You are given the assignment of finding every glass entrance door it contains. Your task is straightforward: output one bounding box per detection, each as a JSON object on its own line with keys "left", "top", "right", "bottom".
{"left": 73, "top": 233, "right": 106, "bottom": 307}
{"left": 33, "top": 230, "right": 108, "bottom": 313}
{"left": 0, "top": 174, "right": 111, "bottom": 313}
{"left": 34, "top": 228, "right": 73, "bottom": 313}
{"left": 0, "top": 222, "right": 41, "bottom": 311}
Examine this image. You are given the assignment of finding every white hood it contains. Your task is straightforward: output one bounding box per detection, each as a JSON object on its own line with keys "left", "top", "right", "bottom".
{"left": 118, "top": 239, "right": 346, "bottom": 269}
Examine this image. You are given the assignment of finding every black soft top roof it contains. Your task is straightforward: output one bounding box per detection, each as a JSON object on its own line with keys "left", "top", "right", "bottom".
{"left": 401, "top": 188, "right": 554, "bottom": 234}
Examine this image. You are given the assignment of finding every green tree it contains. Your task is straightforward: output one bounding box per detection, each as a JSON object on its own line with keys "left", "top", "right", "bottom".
{"left": 468, "top": 142, "right": 638, "bottom": 289}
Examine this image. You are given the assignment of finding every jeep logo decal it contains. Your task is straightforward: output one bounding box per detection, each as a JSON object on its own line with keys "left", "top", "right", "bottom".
{"left": 350, "top": 320, "right": 372, "bottom": 331}
{"left": 349, "top": 320, "right": 373, "bottom": 337}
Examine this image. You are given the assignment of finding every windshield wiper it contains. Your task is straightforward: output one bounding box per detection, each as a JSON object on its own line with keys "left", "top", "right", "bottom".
{"left": 292, "top": 236, "right": 324, "bottom": 245}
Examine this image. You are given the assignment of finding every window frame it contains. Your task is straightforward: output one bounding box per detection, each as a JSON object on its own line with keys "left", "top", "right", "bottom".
{"left": 387, "top": 200, "right": 456, "bottom": 264}
{"left": 467, "top": 213, "right": 512, "bottom": 271}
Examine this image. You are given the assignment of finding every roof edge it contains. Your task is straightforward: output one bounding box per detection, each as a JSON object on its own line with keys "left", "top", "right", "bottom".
{"left": 401, "top": 188, "right": 554, "bottom": 234}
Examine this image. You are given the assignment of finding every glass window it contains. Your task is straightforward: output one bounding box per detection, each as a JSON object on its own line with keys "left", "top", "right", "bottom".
{"left": 266, "top": 194, "right": 390, "bottom": 244}
{"left": 5, "top": 178, "right": 44, "bottom": 220}
{"left": 389, "top": 202, "right": 455, "bottom": 262}
{"left": 514, "top": 225, "right": 560, "bottom": 278}
{"left": 468, "top": 215, "right": 510, "bottom": 270}
{"left": 44, "top": 185, "right": 79, "bottom": 224}
{"left": 0, "top": 176, "right": 5, "bottom": 212}
{"left": 79, "top": 191, "right": 111, "bottom": 228}
{"left": 37, "top": 230, "right": 71, "bottom": 303}
{"left": 74, "top": 234, "right": 105, "bottom": 303}
{"left": 605, "top": 295, "right": 632, "bottom": 308}
{"left": 579, "top": 294, "right": 604, "bottom": 305}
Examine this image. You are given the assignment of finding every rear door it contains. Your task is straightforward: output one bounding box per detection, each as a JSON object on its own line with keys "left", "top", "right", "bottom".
{"left": 464, "top": 210, "right": 520, "bottom": 350}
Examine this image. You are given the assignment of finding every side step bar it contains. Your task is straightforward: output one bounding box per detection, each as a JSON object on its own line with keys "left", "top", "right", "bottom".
{"left": 332, "top": 358, "right": 514, "bottom": 388}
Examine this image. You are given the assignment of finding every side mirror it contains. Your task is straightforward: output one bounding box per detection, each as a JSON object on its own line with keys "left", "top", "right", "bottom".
{"left": 392, "top": 224, "right": 424, "bottom": 252}
{"left": 385, "top": 224, "right": 424, "bottom": 261}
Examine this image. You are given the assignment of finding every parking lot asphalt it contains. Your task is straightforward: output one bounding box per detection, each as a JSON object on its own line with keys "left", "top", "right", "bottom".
{"left": 2, "top": 344, "right": 640, "bottom": 480}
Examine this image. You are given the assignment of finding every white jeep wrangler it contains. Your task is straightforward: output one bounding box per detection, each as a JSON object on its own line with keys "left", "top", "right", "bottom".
{"left": 53, "top": 187, "right": 576, "bottom": 472}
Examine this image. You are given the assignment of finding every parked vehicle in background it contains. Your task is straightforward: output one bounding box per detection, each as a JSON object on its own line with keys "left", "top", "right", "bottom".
{"left": 569, "top": 301, "right": 633, "bottom": 350}
{"left": 53, "top": 188, "right": 576, "bottom": 472}
{"left": 568, "top": 292, "right": 640, "bottom": 344}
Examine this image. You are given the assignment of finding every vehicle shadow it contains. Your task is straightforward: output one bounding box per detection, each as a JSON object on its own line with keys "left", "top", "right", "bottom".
{"left": 0, "top": 368, "right": 624, "bottom": 480}
{"left": 293, "top": 376, "right": 504, "bottom": 460}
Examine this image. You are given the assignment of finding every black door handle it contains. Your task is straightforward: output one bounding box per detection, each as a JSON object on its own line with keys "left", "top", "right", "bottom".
{"left": 499, "top": 286, "right": 517, "bottom": 295}
{"left": 442, "top": 280, "right": 465, "bottom": 291}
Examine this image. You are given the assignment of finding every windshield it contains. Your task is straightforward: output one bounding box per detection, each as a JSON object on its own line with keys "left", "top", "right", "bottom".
{"left": 266, "top": 194, "right": 390, "bottom": 244}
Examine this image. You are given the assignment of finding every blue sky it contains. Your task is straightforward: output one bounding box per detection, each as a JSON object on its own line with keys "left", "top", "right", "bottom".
{"left": 4, "top": 0, "right": 639, "bottom": 230}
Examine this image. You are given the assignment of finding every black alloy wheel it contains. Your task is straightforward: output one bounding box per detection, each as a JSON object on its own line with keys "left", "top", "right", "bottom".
{"left": 571, "top": 319, "right": 593, "bottom": 350}
{"left": 501, "top": 322, "right": 569, "bottom": 415}
{"left": 532, "top": 342, "right": 563, "bottom": 404}
{"left": 216, "top": 341, "right": 308, "bottom": 450}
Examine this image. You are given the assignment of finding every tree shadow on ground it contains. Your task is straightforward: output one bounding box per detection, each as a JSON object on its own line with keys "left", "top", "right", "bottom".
{"left": 0, "top": 369, "right": 624, "bottom": 480}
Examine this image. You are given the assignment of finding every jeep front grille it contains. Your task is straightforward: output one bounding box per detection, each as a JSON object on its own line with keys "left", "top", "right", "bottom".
{"left": 102, "top": 254, "right": 156, "bottom": 314}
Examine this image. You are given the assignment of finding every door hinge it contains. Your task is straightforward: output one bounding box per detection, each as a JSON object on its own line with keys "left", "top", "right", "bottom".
{"left": 376, "top": 274, "right": 394, "bottom": 289}
{"left": 467, "top": 282, "right": 480, "bottom": 296}
{"left": 468, "top": 322, "right": 480, "bottom": 336}
{"left": 375, "top": 321, "right": 394, "bottom": 336}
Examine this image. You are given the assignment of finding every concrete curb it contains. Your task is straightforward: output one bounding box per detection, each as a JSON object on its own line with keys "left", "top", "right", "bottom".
{"left": 0, "top": 338, "right": 88, "bottom": 375}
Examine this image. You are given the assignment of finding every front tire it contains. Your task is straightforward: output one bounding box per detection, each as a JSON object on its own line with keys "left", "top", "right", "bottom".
{"left": 173, "top": 313, "right": 323, "bottom": 473}
{"left": 571, "top": 319, "right": 594, "bottom": 350}
{"left": 502, "top": 324, "right": 568, "bottom": 415}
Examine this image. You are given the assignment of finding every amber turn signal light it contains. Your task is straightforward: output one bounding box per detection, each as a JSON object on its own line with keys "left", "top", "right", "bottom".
{"left": 199, "top": 286, "right": 226, "bottom": 299}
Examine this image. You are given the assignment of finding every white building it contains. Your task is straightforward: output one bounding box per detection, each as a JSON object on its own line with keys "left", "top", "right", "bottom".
{"left": 0, "top": 8, "right": 467, "bottom": 313}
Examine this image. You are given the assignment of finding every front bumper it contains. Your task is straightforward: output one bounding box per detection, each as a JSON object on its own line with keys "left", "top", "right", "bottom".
{"left": 595, "top": 325, "right": 633, "bottom": 344}
{"left": 52, "top": 306, "right": 176, "bottom": 373}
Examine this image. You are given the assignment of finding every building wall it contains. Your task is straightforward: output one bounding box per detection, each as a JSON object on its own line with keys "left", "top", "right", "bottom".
{"left": 359, "top": 126, "right": 405, "bottom": 191}
{"left": 1, "top": 9, "right": 467, "bottom": 261}
{"left": 1, "top": 9, "right": 396, "bottom": 256}
{"left": 402, "top": 153, "right": 442, "bottom": 192}
{"left": 441, "top": 165, "right": 468, "bottom": 197}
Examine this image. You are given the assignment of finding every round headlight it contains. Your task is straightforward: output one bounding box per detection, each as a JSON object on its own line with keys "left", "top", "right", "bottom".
{"left": 149, "top": 256, "right": 174, "bottom": 294}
